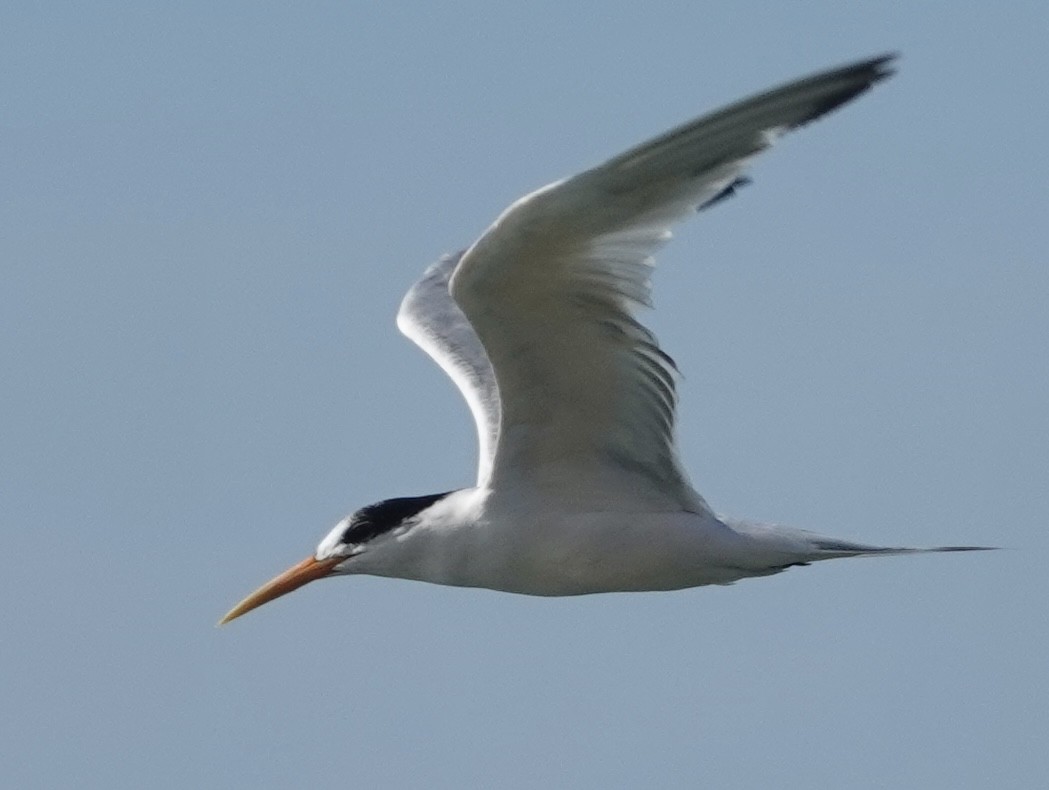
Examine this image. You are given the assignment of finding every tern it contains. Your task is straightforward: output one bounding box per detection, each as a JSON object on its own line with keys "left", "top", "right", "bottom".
{"left": 220, "top": 54, "right": 988, "bottom": 625}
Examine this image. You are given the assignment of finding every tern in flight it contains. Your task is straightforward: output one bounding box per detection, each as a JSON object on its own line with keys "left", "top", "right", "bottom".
{"left": 220, "top": 54, "right": 988, "bottom": 625}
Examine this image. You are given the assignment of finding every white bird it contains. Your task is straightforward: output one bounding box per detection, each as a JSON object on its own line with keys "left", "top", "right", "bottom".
{"left": 220, "top": 54, "right": 988, "bottom": 625}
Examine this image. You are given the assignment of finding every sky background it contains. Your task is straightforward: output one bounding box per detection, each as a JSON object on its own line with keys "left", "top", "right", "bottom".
{"left": 3, "top": 3, "right": 1047, "bottom": 788}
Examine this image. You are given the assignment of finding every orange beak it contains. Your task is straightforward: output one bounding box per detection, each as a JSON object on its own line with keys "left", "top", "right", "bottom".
{"left": 218, "top": 555, "right": 342, "bottom": 625}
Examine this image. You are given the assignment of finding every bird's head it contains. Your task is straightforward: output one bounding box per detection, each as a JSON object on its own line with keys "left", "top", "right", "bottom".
{"left": 218, "top": 491, "right": 454, "bottom": 625}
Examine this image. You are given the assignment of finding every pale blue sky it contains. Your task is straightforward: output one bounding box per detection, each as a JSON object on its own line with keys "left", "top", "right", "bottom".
{"left": 3, "top": 3, "right": 1046, "bottom": 788}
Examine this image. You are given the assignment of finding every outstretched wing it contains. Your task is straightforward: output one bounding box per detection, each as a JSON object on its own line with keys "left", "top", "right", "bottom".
{"left": 448, "top": 55, "right": 895, "bottom": 510}
{"left": 397, "top": 251, "right": 501, "bottom": 486}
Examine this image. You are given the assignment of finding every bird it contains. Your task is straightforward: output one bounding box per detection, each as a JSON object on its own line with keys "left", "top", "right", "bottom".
{"left": 220, "top": 54, "right": 990, "bottom": 626}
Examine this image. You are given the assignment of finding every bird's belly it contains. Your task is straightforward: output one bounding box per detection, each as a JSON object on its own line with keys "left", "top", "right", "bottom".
{"left": 460, "top": 510, "right": 758, "bottom": 595}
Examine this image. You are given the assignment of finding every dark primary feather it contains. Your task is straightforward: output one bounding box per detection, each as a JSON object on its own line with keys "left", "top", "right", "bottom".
{"left": 697, "top": 175, "right": 752, "bottom": 211}
{"left": 603, "top": 54, "right": 897, "bottom": 184}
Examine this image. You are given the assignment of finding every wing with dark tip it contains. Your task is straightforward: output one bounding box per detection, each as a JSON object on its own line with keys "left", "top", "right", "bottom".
{"left": 445, "top": 55, "right": 895, "bottom": 510}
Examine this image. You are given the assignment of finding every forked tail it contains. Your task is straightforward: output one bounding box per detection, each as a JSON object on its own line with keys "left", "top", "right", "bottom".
{"left": 806, "top": 536, "right": 996, "bottom": 560}
{"left": 722, "top": 518, "right": 996, "bottom": 566}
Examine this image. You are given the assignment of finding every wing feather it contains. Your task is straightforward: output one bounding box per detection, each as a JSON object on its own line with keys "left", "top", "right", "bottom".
{"left": 434, "top": 56, "right": 894, "bottom": 509}
{"left": 397, "top": 251, "right": 500, "bottom": 485}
